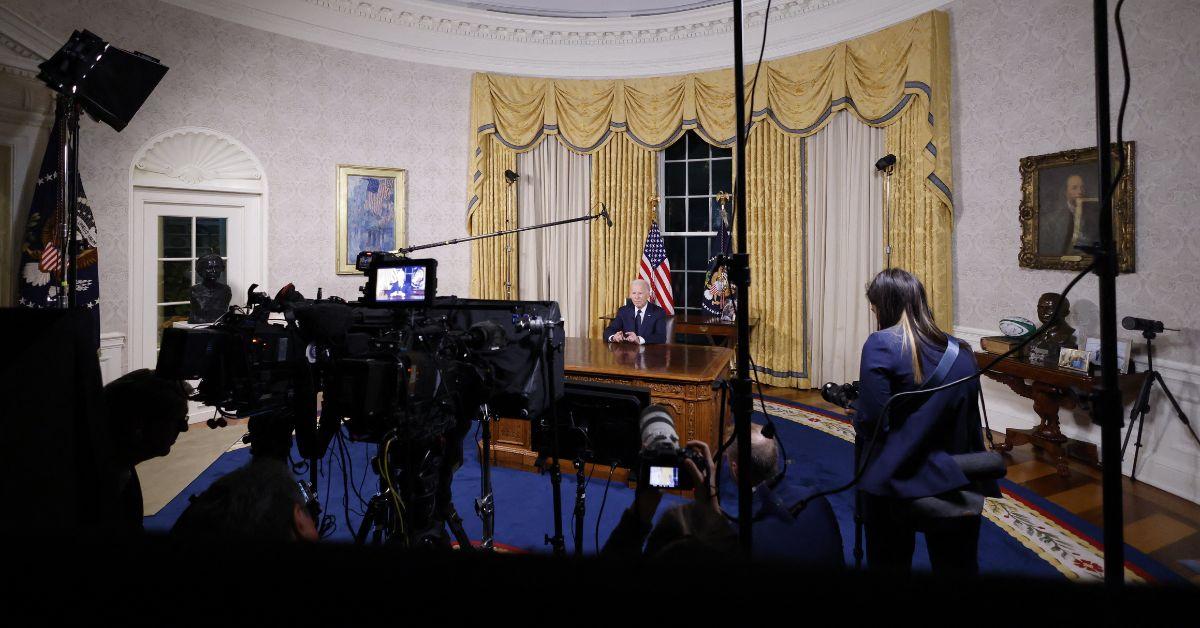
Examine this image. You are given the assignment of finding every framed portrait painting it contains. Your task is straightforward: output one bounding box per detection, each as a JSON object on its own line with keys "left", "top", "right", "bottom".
{"left": 1018, "top": 142, "right": 1135, "bottom": 272}
{"left": 335, "top": 165, "right": 407, "bottom": 275}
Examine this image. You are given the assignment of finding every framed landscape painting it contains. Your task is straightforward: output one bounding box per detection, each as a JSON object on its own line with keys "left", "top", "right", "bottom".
{"left": 336, "top": 164, "right": 407, "bottom": 275}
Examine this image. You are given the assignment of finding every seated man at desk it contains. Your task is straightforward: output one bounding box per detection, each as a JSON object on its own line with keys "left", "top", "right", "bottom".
{"left": 604, "top": 279, "right": 668, "bottom": 345}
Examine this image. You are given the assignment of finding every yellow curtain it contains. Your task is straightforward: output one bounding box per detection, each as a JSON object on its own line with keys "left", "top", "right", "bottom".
{"left": 465, "top": 10, "right": 954, "bottom": 387}
{"left": 467, "top": 135, "right": 518, "bottom": 299}
{"left": 746, "top": 124, "right": 808, "bottom": 388}
{"left": 886, "top": 100, "right": 954, "bottom": 328}
{"left": 588, "top": 133, "right": 657, "bottom": 337}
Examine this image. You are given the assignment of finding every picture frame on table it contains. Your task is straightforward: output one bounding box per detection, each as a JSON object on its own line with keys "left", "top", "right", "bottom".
{"left": 1018, "top": 142, "right": 1135, "bottom": 272}
{"left": 336, "top": 164, "right": 407, "bottom": 275}
{"left": 1057, "top": 348, "right": 1092, "bottom": 373}
{"left": 1083, "top": 337, "right": 1132, "bottom": 374}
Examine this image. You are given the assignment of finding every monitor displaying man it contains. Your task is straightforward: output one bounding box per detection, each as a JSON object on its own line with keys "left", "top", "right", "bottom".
{"left": 375, "top": 265, "right": 426, "bottom": 303}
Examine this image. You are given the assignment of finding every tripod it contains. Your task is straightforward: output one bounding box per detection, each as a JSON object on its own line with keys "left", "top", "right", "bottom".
{"left": 1121, "top": 330, "right": 1200, "bottom": 480}
{"left": 475, "top": 404, "right": 498, "bottom": 550}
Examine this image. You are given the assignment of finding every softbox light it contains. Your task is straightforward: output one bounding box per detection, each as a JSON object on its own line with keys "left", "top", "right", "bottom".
{"left": 37, "top": 29, "right": 167, "bottom": 132}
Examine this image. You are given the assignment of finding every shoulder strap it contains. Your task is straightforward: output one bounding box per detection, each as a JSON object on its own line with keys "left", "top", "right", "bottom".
{"left": 921, "top": 338, "right": 960, "bottom": 390}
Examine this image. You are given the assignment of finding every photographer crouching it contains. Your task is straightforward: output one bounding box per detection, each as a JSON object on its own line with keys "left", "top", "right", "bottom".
{"left": 850, "top": 269, "right": 1002, "bottom": 577}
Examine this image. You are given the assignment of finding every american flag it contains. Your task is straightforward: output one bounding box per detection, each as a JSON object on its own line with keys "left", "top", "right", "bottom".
{"left": 638, "top": 221, "right": 674, "bottom": 315}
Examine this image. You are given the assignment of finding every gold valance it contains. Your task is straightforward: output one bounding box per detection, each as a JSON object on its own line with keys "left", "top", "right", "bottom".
{"left": 467, "top": 10, "right": 953, "bottom": 223}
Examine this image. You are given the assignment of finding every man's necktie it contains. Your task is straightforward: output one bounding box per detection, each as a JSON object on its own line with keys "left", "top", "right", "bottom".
{"left": 636, "top": 310, "right": 643, "bottom": 334}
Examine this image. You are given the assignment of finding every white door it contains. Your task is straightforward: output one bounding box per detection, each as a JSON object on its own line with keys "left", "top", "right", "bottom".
{"left": 133, "top": 188, "right": 263, "bottom": 371}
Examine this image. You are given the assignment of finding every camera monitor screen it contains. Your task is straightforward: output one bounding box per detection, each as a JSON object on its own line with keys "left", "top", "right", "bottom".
{"left": 648, "top": 466, "right": 679, "bottom": 489}
{"left": 374, "top": 265, "right": 427, "bottom": 303}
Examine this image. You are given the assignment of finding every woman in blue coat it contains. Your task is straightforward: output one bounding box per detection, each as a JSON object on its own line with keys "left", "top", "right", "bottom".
{"left": 851, "top": 269, "right": 999, "bottom": 576}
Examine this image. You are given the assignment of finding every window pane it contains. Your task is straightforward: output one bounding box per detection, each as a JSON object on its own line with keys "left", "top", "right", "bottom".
{"left": 159, "top": 260, "right": 193, "bottom": 303}
{"left": 664, "top": 235, "right": 686, "bottom": 270}
{"left": 712, "top": 144, "right": 732, "bottom": 159}
{"left": 670, "top": 271, "right": 686, "bottom": 308}
{"left": 159, "top": 216, "right": 191, "bottom": 258}
{"left": 712, "top": 158, "right": 732, "bottom": 195}
{"left": 688, "top": 197, "right": 710, "bottom": 232}
{"left": 686, "top": 235, "right": 710, "bottom": 270}
{"left": 664, "top": 161, "right": 686, "bottom": 197}
{"left": 196, "top": 218, "right": 227, "bottom": 257}
{"left": 158, "top": 304, "right": 190, "bottom": 347}
{"left": 687, "top": 271, "right": 707, "bottom": 307}
{"left": 664, "top": 137, "right": 686, "bottom": 161}
{"left": 665, "top": 197, "right": 686, "bottom": 232}
{"left": 687, "top": 161, "right": 709, "bottom": 196}
{"left": 687, "top": 135, "right": 710, "bottom": 159}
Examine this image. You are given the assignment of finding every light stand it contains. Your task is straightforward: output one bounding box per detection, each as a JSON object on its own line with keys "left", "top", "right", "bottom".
{"left": 503, "top": 169, "right": 518, "bottom": 298}
{"left": 875, "top": 154, "right": 896, "bottom": 268}
{"left": 537, "top": 319, "right": 568, "bottom": 557}
{"left": 729, "top": 0, "right": 755, "bottom": 554}
{"left": 1088, "top": 0, "right": 1125, "bottom": 590}
{"left": 59, "top": 96, "right": 81, "bottom": 308}
{"left": 572, "top": 457, "right": 587, "bottom": 557}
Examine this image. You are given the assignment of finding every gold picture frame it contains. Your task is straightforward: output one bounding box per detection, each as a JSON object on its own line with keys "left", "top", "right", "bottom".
{"left": 335, "top": 164, "right": 407, "bottom": 275}
{"left": 1018, "top": 142, "right": 1135, "bottom": 272}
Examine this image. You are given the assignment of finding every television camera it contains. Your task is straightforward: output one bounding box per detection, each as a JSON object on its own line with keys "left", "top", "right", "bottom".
{"left": 156, "top": 251, "right": 564, "bottom": 548}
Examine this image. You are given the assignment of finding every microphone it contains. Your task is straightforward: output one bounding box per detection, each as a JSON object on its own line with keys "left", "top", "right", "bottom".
{"left": 875, "top": 154, "right": 897, "bottom": 173}
{"left": 504, "top": 169, "right": 518, "bottom": 184}
{"left": 600, "top": 203, "right": 613, "bottom": 228}
{"left": 1122, "top": 317, "right": 1174, "bottom": 334}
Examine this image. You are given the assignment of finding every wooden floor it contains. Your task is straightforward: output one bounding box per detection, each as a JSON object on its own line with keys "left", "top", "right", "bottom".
{"left": 764, "top": 385, "right": 1200, "bottom": 583}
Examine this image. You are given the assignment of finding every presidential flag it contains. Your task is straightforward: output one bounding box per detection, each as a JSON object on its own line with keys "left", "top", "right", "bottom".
{"left": 702, "top": 205, "right": 735, "bottom": 319}
{"left": 17, "top": 101, "right": 101, "bottom": 348}
{"left": 638, "top": 221, "right": 674, "bottom": 315}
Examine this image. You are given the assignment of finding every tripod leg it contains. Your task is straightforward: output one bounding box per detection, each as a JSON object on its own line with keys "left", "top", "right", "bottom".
{"left": 1130, "top": 406, "right": 1147, "bottom": 482}
{"left": 1153, "top": 371, "right": 1200, "bottom": 448}
{"left": 573, "top": 458, "right": 586, "bottom": 557}
{"left": 444, "top": 503, "right": 475, "bottom": 551}
{"left": 354, "top": 496, "right": 382, "bottom": 545}
{"left": 1122, "top": 375, "right": 1153, "bottom": 461}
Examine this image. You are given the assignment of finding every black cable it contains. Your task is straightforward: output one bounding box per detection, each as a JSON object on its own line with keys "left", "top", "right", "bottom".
{"left": 1110, "top": 0, "right": 1130, "bottom": 199}
{"left": 745, "top": 0, "right": 773, "bottom": 131}
{"left": 789, "top": 261, "right": 1095, "bottom": 516}
{"left": 594, "top": 463, "right": 617, "bottom": 554}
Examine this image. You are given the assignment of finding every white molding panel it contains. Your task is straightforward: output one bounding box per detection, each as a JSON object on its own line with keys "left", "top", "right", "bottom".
{"left": 165, "top": 0, "right": 952, "bottom": 77}
{"left": 956, "top": 326, "right": 1200, "bottom": 505}
{"left": 99, "top": 331, "right": 126, "bottom": 384}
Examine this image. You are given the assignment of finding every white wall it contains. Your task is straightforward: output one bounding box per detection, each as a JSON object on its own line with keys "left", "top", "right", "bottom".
{"left": 948, "top": 0, "right": 1200, "bottom": 502}
{"left": 4, "top": 0, "right": 473, "bottom": 372}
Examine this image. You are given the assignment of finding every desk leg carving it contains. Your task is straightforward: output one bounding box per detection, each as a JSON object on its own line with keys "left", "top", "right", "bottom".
{"left": 983, "top": 372, "right": 1071, "bottom": 476}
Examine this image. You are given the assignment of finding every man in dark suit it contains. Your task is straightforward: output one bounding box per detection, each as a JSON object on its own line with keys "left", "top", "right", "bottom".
{"left": 604, "top": 279, "right": 668, "bottom": 344}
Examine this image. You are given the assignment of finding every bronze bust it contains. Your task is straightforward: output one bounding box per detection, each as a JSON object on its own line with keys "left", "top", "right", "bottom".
{"left": 188, "top": 253, "right": 232, "bottom": 323}
{"left": 1028, "top": 292, "right": 1076, "bottom": 365}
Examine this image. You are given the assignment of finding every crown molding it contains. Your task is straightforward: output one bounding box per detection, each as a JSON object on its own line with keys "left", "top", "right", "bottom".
{"left": 164, "top": 0, "right": 951, "bottom": 77}
{"left": 0, "top": 5, "right": 62, "bottom": 78}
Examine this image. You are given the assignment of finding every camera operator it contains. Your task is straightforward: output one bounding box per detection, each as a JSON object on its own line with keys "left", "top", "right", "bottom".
{"left": 727, "top": 424, "right": 844, "bottom": 567}
{"left": 601, "top": 441, "right": 737, "bottom": 559}
{"left": 103, "top": 368, "right": 191, "bottom": 532}
{"left": 851, "top": 269, "right": 999, "bottom": 576}
{"left": 170, "top": 459, "right": 319, "bottom": 544}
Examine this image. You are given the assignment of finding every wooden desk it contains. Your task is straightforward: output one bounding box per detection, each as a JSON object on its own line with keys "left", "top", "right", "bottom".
{"left": 600, "top": 312, "right": 758, "bottom": 347}
{"left": 490, "top": 338, "right": 734, "bottom": 478}
{"left": 975, "top": 351, "right": 1145, "bottom": 476}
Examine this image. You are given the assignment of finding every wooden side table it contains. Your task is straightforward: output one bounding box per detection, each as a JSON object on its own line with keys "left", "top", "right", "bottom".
{"left": 974, "top": 351, "right": 1145, "bottom": 476}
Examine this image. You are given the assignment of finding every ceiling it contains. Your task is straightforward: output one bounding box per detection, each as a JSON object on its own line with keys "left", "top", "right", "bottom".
{"left": 426, "top": 1, "right": 730, "bottom": 19}
{"left": 163, "top": 0, "right": 950, "bottom": 78}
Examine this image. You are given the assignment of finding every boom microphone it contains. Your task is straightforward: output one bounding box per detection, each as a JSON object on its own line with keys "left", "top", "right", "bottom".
{"left": 600, "top": 203, "right": 613, "bottom": 228}
{"left": 1122, "top": 317, "right": 1174, "bottom": 334}
{"left": 504, "top": 169, "right": 519, "bottom": 184}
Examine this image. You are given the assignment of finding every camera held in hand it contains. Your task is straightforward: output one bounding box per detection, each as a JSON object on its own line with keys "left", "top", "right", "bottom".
{"left": 638, "top": 405, "right": 705, "bottom": 490}
{"left": 821, "top": 381, "right": 860, "bottom": 409}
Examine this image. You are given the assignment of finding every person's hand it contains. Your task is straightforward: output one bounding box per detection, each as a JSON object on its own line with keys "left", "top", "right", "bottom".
{"left": 634, "top": 481, "right": 663, "bottom": 524}
{"left": 623, "top": 331, "right": 638, "bottom": 343}
{"left": 608, "top": 333, "right": 624, "bottom": 343}
{"left": 683, "top": 440, "right": 719, "bottom": 509}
